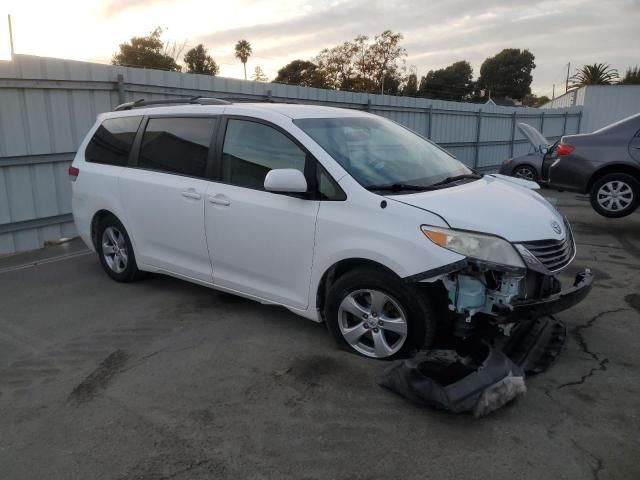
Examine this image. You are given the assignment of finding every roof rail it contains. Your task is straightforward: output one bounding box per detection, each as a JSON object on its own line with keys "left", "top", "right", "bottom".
{"left": 114, "top": 96, "right": 231, "bottom": 111}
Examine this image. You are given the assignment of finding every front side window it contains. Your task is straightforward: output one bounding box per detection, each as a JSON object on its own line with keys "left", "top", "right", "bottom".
{"left": 221, "top": 119, "right": 307, "bottom": 190}
{"left": 139, "top": 117, "right": 215, "bottom": 178}
{"left": 85, "top": 116, "right": 141, "bottom": 166}
{"left": 295, "top": 116, "right": 473, "bottom": 189}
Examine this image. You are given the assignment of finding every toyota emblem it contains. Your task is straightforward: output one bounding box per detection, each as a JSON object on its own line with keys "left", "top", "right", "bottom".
{"left": 551, "top": 220, "right": 562, "bottom": 235}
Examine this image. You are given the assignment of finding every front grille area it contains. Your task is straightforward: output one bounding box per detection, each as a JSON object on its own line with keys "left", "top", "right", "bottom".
{"left": 519, "top": 234, "right": 575, "bottom": 272}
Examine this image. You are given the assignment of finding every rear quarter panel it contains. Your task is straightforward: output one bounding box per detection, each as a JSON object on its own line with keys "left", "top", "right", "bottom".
{"left": 70, "top": 118, "right": 133, "bottom": 253}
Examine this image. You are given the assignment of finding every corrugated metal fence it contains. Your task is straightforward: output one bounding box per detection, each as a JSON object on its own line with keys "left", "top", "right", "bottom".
{"left": 0, "top": 54, "right": 582, "bottom": 255}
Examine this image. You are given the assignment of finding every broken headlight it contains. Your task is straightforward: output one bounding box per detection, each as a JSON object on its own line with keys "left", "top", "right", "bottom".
{"left": 421, "top": 226, "right": 525, "bottom": 270}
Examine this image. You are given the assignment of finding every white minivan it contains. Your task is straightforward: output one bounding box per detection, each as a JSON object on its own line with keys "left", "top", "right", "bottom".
{"left": 70, "top": 98, "right": 592, "bottom": 359}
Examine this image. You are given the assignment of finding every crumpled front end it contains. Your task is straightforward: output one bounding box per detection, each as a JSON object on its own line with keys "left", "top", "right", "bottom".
{"left": 414, "top": 219, "right": 593, "bottom": 341}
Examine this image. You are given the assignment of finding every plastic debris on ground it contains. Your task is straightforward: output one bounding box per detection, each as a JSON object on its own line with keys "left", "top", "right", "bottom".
{"left": 380, "top": 315, "right": 568, "bottom": 416}
{"left": 380, "top": 343, "right": 526, "bottom": 417}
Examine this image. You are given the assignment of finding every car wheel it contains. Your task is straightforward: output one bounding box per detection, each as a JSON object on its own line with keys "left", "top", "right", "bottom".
{"left": 324, "top": 267, "right": 435, "bottom": 359}
{"left": 96, "top": 215, "right": 143, "bottom": 282}
{"left": 512, "top": 165, "right": 538, "bottom": 182}
{"left": 590, "top": 173, "right": 640, "bottom": 218}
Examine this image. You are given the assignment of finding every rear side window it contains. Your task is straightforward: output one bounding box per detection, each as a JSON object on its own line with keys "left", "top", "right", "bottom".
{"left": 85, "top": 116, "right": 142, "bottom": 166}
{"left": 221, "top": 119, "right": 307, "bottom": 190}
{"left": 139, "top": 117, "right": 216, "bottom": 178}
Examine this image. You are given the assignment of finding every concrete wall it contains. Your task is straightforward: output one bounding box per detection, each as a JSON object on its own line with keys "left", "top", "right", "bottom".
{"left": 0, "top": 54, "right": 582, "bottom": 255}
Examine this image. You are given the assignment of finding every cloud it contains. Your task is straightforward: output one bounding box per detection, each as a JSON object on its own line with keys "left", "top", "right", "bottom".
{"left": 189, "top": 0, "right": 639, "bottom": 94}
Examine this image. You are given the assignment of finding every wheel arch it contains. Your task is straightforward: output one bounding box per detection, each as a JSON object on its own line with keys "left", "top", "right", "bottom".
{"left": 315, "top": 258, "right": 402, "bottom": 321}
{"left": 90, "top": 209, "right": 123, "bottom": 250}
{"left": 586, "top": 163, "right": 640, "bottom": 193}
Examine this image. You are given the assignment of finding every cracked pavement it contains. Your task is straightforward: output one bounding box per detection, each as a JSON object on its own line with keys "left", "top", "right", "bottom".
{"left": 1, "top": 191, "right": 639, "bottom": 479}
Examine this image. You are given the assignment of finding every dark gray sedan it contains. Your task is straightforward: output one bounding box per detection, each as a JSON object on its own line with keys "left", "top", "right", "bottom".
{"left": 543, "top": 113, "right": 640, "bottom": 218}
{"left": 501, "top": 114, "right": 640, "bottom": 218}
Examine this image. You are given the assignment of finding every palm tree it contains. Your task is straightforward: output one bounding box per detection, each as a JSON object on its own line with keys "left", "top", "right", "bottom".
{"left": 235, "top": 39, "right": 252, "bottom": 80}
{"left": 569, "top": 63, "right": 619, "bottom": 88}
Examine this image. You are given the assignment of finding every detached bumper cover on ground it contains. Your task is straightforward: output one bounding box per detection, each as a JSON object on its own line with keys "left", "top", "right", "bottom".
{"left": 380, "top": 346, "right": 526, "bottom": 417}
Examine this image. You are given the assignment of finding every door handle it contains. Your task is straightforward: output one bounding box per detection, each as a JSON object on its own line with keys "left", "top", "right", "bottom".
{"left": 208, "top": 195, "right": 230, "bottom": 206}
{"left": 181, "top": 190, "right": 201, "bottom": 200}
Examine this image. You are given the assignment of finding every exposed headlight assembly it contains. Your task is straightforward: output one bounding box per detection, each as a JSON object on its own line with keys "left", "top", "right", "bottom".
{"left": 421, "top": 226, "right": 525, "bottom": 270}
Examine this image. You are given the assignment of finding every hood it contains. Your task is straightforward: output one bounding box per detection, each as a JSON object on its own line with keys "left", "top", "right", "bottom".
{"left": 389, "top": 176, "right": 565, "bottom": 243}
{"left": 518, "top": 123, "right": 550, "bottom": 153}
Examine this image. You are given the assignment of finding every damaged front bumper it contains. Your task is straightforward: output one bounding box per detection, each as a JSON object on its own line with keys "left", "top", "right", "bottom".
{"left": 498, "top": 269, "right": 593, "bottom": 322}
{"left": 411, "top": 257, "right": 593, "bottom": 325}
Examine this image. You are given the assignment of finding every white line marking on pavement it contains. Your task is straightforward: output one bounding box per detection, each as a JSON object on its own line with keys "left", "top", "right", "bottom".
{"left": 0, "top": 250, "right": 92, "bottom": 274}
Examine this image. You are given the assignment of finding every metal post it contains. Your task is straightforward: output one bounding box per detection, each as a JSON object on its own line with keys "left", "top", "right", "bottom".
{"left": 8, "top": 14, "right": 15, "bottom": 58}
{"left": 366, "top": 99, "right": 372, "bottom": 112}
{"left": 474, "top": 109, "right": 482, "bottom": 168}
{"left": 427, "top": 105, "right": 433, "bottom": 139}
{"left": 267, "top": 89, "right": 272, "bottom": 102}
{"left": 116, "top": 74, "right": 126, "bottom": 104}
{"left": 576, "top": 111, "right": 582, "bottom": 134}
{"left": 540, "top": 111, "right": 545, "bottom": 134}
{"left": 509, "top": 111, "right": 517, "bottom": 157}
{"left": 562, "top": 111, "right": 568, "bottom": 135}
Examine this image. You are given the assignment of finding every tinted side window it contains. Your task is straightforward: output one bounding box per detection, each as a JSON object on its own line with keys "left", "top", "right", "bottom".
{"left": 139, "top": 117, "right": 215, "bottom": 178}
{"left": 317, "top": 165, "right": 346, "bottom": 200}
{"left": 222, "top": 119, "right": 306, "bottom": 190}
{"left": 85, "top": 116, "right": 141, "bottom": 166}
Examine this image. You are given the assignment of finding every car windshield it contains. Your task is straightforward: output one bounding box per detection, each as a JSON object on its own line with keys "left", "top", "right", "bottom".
{"left": 294, "top": 116, "right": 474, "bottom": 190}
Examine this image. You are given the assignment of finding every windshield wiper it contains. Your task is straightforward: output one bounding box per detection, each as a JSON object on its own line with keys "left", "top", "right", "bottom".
{"left": 429, "top": 173, "right": 483, "bottom": 188}
{"left": 365, "top": 183, "right": 433, "bottom": 192}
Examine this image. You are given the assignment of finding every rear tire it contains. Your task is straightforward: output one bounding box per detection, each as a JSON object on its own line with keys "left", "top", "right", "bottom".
{"left": 96, "top": 215, "right": 144, "bottom": 282}
{"left": 324, "top": 267, "right": 436, "bottom": 360}
{"left": 590, "top": 173, "right": 639, "bottom": 218}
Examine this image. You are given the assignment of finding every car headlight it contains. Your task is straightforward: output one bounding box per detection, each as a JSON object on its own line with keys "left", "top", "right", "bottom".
{"left": 421, "top": 226, "right": 525, "bottom": 269}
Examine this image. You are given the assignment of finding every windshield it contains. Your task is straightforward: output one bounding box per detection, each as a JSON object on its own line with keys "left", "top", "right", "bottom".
{"left": 294, "top": 116, "right": 473, "bottom": 189}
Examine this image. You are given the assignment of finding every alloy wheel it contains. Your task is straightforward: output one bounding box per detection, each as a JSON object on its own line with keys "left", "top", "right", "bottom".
{"left": 337, "top": 289, "right": 408, "bottom": 358}
{"left": 102, "top": 226, "right": 128, "bottom": 274}
{"left": 597, "top": 181, "right": 634, "bottom": 212}
{"left": 514, "top": 166, "right": 536, "bottom": 181}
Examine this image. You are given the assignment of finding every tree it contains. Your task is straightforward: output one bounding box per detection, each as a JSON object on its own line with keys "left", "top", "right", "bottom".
{"left": 522, "top": 93, "right": 550, "bottom": 108}
{"left": 620, "top": 66, "right": 640, "bottom": 85}
{"left": 316, "top": 41, "right": 358, "bottom": 90}
{"left": 569, "top": 63, "right": 619, "bottom": 88}
{"left": 314, "top": 30, "right": 406, "bottom": 93}
{"left": 235, "top": 39, "right": 252, "bottom": 80}
{"left": 183, "top": 44, "right": 219, "bottom": 75}
{"left": 370, "top": 30, "right": 406, "bottom": 94}
{"left": 252, "top": 66, "right": 268, "bottom": 82}
{"left": 112, "top": 27, "right": 181, "bottom": 71}
{"left": 477, "top": 48, "right": 536, "bottom": 100}
{"left": 274, "top": 60, "right": 326, "bottom": 87}
{"left": 420, "top": 60, "right": 474, "bottom": 101}
{"left": 402, "top": 70, "right": 418, "bottom": 97}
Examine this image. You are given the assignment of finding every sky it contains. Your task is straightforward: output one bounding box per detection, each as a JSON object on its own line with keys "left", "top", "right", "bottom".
{"left": 1, "top": 0, "right": 639, "bottom": 97}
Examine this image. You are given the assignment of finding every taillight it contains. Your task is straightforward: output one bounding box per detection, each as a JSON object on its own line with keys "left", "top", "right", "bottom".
{"left": 68, "top": 165, "right": 80, "bottom": 181}
{"left": 556, "top": 144, "right": 575, "bottom": 156}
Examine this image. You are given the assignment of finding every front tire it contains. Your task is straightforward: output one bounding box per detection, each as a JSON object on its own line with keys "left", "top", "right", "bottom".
{"left": 590, "top": 173, "right": 639, "bottom": 218}
{"left": 512, "top": 165, "right": 538, "bottom": 182}
{"left": 324, "top": 267, "right": 435, "bottom": 359}
{"left": 96, "top": 215, "right": 143, "bottom": 282}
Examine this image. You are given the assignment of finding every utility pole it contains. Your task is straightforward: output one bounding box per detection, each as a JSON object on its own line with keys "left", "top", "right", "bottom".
{"left": 565, "top": 62, "right": 570, "bottom": 93}
{"left": 8, "top": 14, "right": 15, "bottom": 58}
{"left": 552, "top": 84, "right": 555, "bottom": 99}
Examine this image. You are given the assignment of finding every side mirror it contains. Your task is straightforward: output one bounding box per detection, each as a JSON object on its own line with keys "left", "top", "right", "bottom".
{"left": 264, "top": 168, "right": 308, "bottom": 193}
